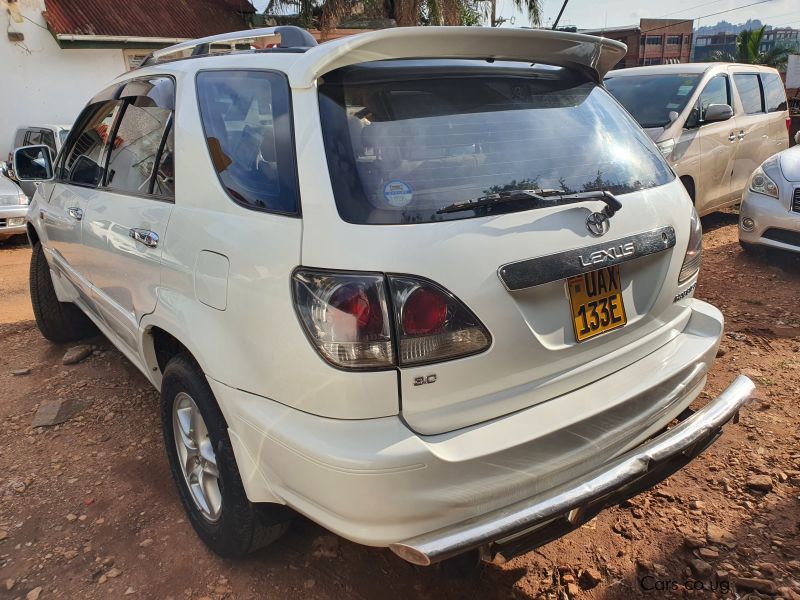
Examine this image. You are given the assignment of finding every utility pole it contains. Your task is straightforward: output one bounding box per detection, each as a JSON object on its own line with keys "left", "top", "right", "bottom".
{"left": 552, "top": 0, "right": 569, "bottom": 29}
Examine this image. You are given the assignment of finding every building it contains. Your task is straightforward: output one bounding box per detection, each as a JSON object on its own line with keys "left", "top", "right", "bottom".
{"left": 692, "top": 27, "right": 800, "bottom": 62}
{"left": 582, "top": 19, "right": 693, "bottom": 69}
{"left": 1, "top": 0, "right": 256, "bottom": 155}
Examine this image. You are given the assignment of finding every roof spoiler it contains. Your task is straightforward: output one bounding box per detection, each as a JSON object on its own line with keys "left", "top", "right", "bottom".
{"left": 290, "top": 26, "right": 626, "bottom": 88}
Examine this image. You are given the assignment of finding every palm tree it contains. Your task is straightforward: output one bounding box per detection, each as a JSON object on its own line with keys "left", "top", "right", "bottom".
{"left": 263, "top": 0, "right": 540, "bottom": 30}
{"left": 711, "top": 26, "right": 791, "bottom": 70}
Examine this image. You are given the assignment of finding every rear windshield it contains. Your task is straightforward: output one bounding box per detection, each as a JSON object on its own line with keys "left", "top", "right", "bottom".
{"left": 319, "top": 61, "right": 674, "bottom": 225}
{"left": 604, "top": 73, "right": 702, "bottom": 128}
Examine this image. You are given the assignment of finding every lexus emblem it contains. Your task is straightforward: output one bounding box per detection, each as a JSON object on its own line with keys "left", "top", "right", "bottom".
{"left": 586, "top": 211, "right": 610, "bottom": 237}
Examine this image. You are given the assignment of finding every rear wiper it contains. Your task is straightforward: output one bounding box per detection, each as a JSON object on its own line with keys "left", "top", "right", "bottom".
{"left": 436, "top": 189, "right": 623, "bottom": 217}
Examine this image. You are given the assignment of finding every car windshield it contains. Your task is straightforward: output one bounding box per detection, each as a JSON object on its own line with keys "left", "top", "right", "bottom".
{"left": 604, "top": 73, "right": 702, "bottom": 128}
{"left": 318, "top": 61, "right": 674, "bottom": 225}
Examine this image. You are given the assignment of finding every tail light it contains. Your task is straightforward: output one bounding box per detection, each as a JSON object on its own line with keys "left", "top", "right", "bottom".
{"left": 786, "top": 117, "right": 791, "bottom": 132}
{"left": 292, "top": 269, "right": 490, "bottom": 370}
{"left": 293, "top": 270, "right": 394, "bottom": 369}
{"left": 388, "top": 276, "right": 491, "bottom": 366}
{"left": 678, "top": 207, "right": 702, "bottom": 285}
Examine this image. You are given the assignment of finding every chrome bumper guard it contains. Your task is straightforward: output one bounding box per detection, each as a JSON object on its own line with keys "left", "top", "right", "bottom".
{"left": 389, "top": 375, "right": 754, "bottom": 566}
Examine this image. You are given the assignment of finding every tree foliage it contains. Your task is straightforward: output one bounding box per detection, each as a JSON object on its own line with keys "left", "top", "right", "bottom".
{"left": 263, "top": 0, "right": 540, "bottom": 30}
{"left": 710, "top": 26, "right": 791, "bottom": 70}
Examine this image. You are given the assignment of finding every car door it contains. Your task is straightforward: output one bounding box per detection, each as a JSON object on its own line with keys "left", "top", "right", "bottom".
{"left": 731, "top": 71, "right": 768, "bottom": 196}
{"left": 81, "top": 76, "right": 175, "bottom": 353}
{"left": 691, "top": 74, "right": 737, "bottom": 213}
{"left": 42, "top": 97, "right": 123, "bottom": 310}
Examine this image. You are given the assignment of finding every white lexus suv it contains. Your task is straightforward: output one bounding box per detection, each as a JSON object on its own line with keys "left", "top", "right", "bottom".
{"left": 13, "top": 26, "right": 753, "bottom": 570}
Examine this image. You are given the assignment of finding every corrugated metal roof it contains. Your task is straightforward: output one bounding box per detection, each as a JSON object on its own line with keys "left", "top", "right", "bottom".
{"left": 43, "top": 0, "right": 256, "bottom": 40}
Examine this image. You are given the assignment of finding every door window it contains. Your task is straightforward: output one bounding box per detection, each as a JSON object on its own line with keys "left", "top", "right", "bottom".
{"left": 59, "top": 101, "right": 122, "bottom": 187}
{"left": 24, "top": 130, "right": 57, "bottom": 154}
{"left": 686, "top": 75, "right": 729, "bottom": 127}
{"left": 760, "top": 72, "right": 787, "bottom": 113}
{"left": 196, "top": 70, "right": 299, "bottom": 215}
{"left": 105, "top": 77, "right": 175, "bottom": 199}
{"left": 733, "top": 74, "right": 764, "bottom": 114}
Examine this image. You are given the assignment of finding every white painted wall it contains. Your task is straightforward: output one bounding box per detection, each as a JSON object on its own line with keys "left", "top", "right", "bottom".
{"left": 0, "top": 0, "right": 126, "bottom": 155}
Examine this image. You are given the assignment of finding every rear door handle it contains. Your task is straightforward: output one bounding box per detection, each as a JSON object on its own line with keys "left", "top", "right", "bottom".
{"left": 129, "top": 228, "right": 159, "bottom": 248}
{"left": 738, "top": 130, "right": 746, "bottom": 140}
{"left": 67, "top": 207, "right": 83, "bottom": 221}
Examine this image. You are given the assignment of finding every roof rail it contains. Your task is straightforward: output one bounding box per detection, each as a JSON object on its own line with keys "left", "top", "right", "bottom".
{"left": 140, "top": 26, "right": 317, "bottom": 67}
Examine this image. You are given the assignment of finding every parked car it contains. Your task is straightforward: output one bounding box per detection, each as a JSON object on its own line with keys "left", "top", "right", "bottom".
{"left": 605, "top": 63, "right": 790, "bottom": 216}
{"left": 0, "top": 170, "right": 29, "bottom": 242}
{"left": 8, "top": 124, "right": 70, "bottom": 198}
{"left": 739, "top": 131, "right": 800, "bottom": 254}
{"left": 13, "top": 26, "right": 753, "bottom": 570}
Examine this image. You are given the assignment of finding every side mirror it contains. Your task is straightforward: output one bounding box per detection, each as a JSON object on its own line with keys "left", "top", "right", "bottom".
{"left": 12, "top": 145, "right": 53, "bottom": 181}
{"left": 703, "top": 104, "right": 733, "bottom": 124}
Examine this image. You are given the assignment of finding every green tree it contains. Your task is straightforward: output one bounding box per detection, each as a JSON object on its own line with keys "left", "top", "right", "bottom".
{"left": 711, "top": 26, "right": 791, "bottom": 70}
{"left": 263, "top": 0, "right": 540, "bottom": 30}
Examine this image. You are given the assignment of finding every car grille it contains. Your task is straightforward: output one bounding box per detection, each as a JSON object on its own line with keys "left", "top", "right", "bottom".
{"left": 0, "top": 218, "right": 6, "bottom": 228}
{"left": 763, "top": 228, "right": 800, "bottom": 248}
{"left": 793, "top": 188, "right": 800, "bottom": 213}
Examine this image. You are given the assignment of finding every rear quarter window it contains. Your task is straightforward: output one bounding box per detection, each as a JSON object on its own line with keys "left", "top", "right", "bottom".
{"left": 196, "top": 70, "right": 299, "bottom": 216}
{"left": 760, "top": 72, "right": 787, "bottom": 113}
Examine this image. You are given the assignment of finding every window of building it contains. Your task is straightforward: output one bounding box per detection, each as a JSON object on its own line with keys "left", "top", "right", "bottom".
{"left": 733, "top": 73, "right": 764, "bottom": 114}
{"left": 646, "top": 35, "right": 662, "bottom": 45}
{"left": 667, "top": 35, "right": 682, "bottom": 45}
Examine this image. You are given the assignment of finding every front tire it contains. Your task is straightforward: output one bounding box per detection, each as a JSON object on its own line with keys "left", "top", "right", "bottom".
{"left": 160, "top": 354, "right": 290, "bottom": 557}
{"left": 29, "top": 242, "right": 96, "bottom": 342}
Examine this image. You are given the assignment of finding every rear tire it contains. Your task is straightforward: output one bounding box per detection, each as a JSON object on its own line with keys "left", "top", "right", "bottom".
{"left": 29, "top": 242, "right": 96, "bottom": 343}
{"left": 160, "top": 354, "right": 290, "bottom": 558}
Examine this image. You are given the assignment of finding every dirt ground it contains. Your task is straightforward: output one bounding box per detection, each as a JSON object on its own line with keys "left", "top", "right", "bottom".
{"left": 0, "top": 216, "right": 799, "bottom": 600}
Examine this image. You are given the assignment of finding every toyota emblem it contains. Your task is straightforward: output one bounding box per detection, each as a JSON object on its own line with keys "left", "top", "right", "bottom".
{"left": 586, "top": 211, "right": 610, "bottom": 237}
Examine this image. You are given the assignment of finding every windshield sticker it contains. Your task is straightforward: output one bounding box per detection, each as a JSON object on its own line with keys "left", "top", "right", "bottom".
{"left": 676, "top": 85, "right": 693, "bottom": 96}
{"left": 383, "top": 180, "right": 414, "bottom": 207}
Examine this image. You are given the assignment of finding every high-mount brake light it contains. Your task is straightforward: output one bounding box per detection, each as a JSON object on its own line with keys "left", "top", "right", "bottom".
{"left": 292, "top": 270, "right": 491, "bottom": 370}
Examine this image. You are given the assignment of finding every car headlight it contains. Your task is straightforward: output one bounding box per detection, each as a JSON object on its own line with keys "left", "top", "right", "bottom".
{"left": 18, "top": 190, "right": 29, "bottom": 205}
{"left": 749, "top": 166, "right": 779, "bottom": 199}
{"left": 678, "top": 206, "right": 702, "bottom": 285}
{"left": 656, "top": 139, "right": 675, "bottom": 159}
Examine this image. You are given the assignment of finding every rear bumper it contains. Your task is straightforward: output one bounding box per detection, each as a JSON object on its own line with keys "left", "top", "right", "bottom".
{"left": 212, "top": 299, "right": 748, "bottom": 557}
{"left": 391, "top": 374, "right": 753, "bottom": 565}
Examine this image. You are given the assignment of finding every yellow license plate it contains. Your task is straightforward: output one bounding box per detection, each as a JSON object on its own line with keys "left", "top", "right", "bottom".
{"left": 567, "top": 266, "right": 627, "bottom": 342}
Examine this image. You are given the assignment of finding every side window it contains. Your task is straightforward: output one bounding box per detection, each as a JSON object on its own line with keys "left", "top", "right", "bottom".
{"left": 59, "top": 101, "right": 122, "bottom": 187}
{"left": 761, "top": 73, "right": 787, "bottom": 113}
{"left": 105, "top": 77, "right": 175, "bottom": 199}
{"left": 687, "top": 75, "right": 729, "bottom": 127}
{"left": 196, "top": 70, "right": 299, "bottom": 215}
{"left": 733, "top": 73, "right": 764, "bottom": 115}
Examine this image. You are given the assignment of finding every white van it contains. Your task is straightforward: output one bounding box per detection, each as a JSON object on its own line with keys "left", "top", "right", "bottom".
{"left": 605, "top": 63, "right": 790, "bottom": 215}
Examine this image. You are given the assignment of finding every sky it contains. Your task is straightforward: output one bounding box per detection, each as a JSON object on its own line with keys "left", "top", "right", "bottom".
{"left": 250, "top": 0, "right": 800, "bottom": 30}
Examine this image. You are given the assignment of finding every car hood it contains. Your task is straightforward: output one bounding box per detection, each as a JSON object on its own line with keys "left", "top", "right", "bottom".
{"left": 779, "top": 146, "right": 800, "bottom": 182}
